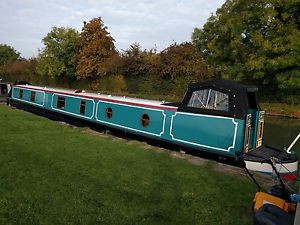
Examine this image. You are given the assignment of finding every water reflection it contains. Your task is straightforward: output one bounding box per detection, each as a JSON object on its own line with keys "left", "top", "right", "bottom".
{"left": 263, "top": 116, "right": 300, "bottom": 154}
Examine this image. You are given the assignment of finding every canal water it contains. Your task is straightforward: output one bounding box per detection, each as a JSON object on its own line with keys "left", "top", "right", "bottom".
{"left": 264, "top": 116, "right": 300, "bottom": 155}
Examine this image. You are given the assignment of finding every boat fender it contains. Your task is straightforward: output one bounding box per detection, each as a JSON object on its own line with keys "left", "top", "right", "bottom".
{"left": 290, "top": 194, "right": 300, "bottom": 203}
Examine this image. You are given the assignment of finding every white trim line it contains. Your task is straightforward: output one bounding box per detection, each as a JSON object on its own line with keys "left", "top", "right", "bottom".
{"left": 169, "top": 111, "right": 238, "bottom": 152}
{"left": 51, "top": 93, "right": 95, "bottom": 120}
{"left": 95, "top": 100, "right": 166, "bottom": 137}
{"left": 12, "top": 87, "right": 45, "bottom": 107}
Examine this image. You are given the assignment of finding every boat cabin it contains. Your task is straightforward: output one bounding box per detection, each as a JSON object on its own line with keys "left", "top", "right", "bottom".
{"left": 178, "top": 79, "right": 259, "bottom": 119}
{"left": 165, "top": 79, "right": 264, "bottom": 153}
{"left": 0, "top": 82, "right": 10, "bottom": 95}
{"left": 0, "top": 82, "right": 11, "bottom": 102}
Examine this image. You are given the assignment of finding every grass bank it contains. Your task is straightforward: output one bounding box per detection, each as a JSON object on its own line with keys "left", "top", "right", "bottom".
{"left": 260, "top": 102, "right": 300, "bottom": 118}
{"left": 0, "top": 105, "right": 256, "bottom": 225}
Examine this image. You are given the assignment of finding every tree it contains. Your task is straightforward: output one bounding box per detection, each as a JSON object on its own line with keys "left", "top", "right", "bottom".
{"left": 0, "top": 44, "right": 20, "bottom": 66}
{"left": 192, "top": 0, "right": 300, "bottom": 91}
{"left": 0, "top": 58, "right": 38, "bottom": 83}
{"left": 75, "top": 17, "right": 116, "bottom": 80}
{"left": 36, "top": 27, "right": 80, "bottom": 78}
{"left": 117, "top": 42, "right": 159, "bottom": 77}
{"left": 159, "top": 42, "right": 212, "bottom": 81}
{"left": 158, "top": 42, "right": 213, "bottom": 96}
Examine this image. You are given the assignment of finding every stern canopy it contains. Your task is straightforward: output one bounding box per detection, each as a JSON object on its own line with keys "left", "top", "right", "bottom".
{"left": 178, "top": 79, "right": 260, "bottom": 119}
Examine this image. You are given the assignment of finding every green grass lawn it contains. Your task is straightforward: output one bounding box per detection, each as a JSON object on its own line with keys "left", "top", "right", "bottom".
{"left": 0, "top": 105, "right": 256, "bottom": 225}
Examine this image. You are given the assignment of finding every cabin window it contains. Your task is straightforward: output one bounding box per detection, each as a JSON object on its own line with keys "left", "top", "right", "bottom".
{"left": 30, "top": 92, "right": 36, "bottom": 102}
{"left": 80, "top": 100, "right": 86, "bottom": 115}
{"left": 141, "top": 114, "right": 150, "bottom": 127}
{"left": 19, "top": 89, "right": 24, "bottom": 99}
{"left": 106, "top": 107, "right": 113, "bottom": 118}
{"left": 57, "top": 96, "right": 65, "bottom": 110}
{"left": 187, "top": 89, "right": 229, "bottom": 112}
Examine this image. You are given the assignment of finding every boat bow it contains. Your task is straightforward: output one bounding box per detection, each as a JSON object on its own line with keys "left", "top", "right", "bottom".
{"left": 244, "top": 146, "right": 298, "bottom": 180}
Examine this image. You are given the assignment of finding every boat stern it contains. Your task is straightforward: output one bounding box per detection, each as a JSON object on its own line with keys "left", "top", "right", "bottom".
{"left": 244, "top": 146, "right": 298, "bottom": 180}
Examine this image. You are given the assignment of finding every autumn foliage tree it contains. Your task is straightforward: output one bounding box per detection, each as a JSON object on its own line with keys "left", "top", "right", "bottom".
{"left": 159, "top": 42, "right": 212, "bottom": 88}
{"left": 75, "top": 17, "right": 116, "bottom": 80}
{"left": 149, "top": 42, "right": 212, "bottom": 97}
{"left": 103, "top": 42, "right": 212, "bottom": 96}
{"left": 0, "top": 59, "right": 39, "bottom": 83}
{"left": 117, "top": 43, "right": 159, "bottom": 77}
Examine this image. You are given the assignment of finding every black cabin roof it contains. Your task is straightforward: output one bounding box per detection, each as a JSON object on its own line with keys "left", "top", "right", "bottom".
{"left": 178, "top": 79, "right": 260, "bottom": 119}
{"left": 188, "top": 79, "right": 258, "bottom": 92}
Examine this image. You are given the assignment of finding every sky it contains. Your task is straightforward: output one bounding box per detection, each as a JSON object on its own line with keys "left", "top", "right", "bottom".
{"left": 0, "top": 0, "right": 225, "bottom": 58}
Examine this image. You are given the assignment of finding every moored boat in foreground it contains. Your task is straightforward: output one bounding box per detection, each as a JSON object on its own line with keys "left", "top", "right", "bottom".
{"left": 0, "top": 81, "right": 11, "bottom": 102}
{"left": 7, "top": 79, "right": 298, "bottom": 178}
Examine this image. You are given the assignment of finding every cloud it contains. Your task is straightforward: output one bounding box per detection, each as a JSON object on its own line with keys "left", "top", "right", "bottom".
{"left": 0, "top": 0, "right": 225, "bottom": 58}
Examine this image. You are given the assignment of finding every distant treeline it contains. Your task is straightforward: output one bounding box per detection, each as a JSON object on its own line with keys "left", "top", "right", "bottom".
{"left": 0, "top": 0, "right": 299, "bottom": 103}
{"left": 0, "top": 18, "right": 213, "bottom": 100}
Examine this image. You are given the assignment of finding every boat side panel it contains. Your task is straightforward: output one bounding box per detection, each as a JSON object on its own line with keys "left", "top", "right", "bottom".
{"left": 51, "top": 93, "right": 95, "bottom": 119}
{"left": 12, "top": 87, "right": 45, "bottom": 107}
{"left": 95, "top": 101, "right": 165, "bottom": 137}
{"left": 169, "top": 112, "right": 244, "bottom": 155}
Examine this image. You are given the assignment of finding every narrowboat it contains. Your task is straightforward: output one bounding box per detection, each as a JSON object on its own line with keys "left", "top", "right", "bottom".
{"left": 0, "top": 82, "right": 11, "bottom": 102}
{"left": 7, "top": 79, "right": 298, "bottom": 178}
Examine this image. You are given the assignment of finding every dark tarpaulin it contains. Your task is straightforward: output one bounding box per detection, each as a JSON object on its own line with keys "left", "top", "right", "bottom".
{"left": 177, "top": 79, "right": 260, "bottom": 119}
